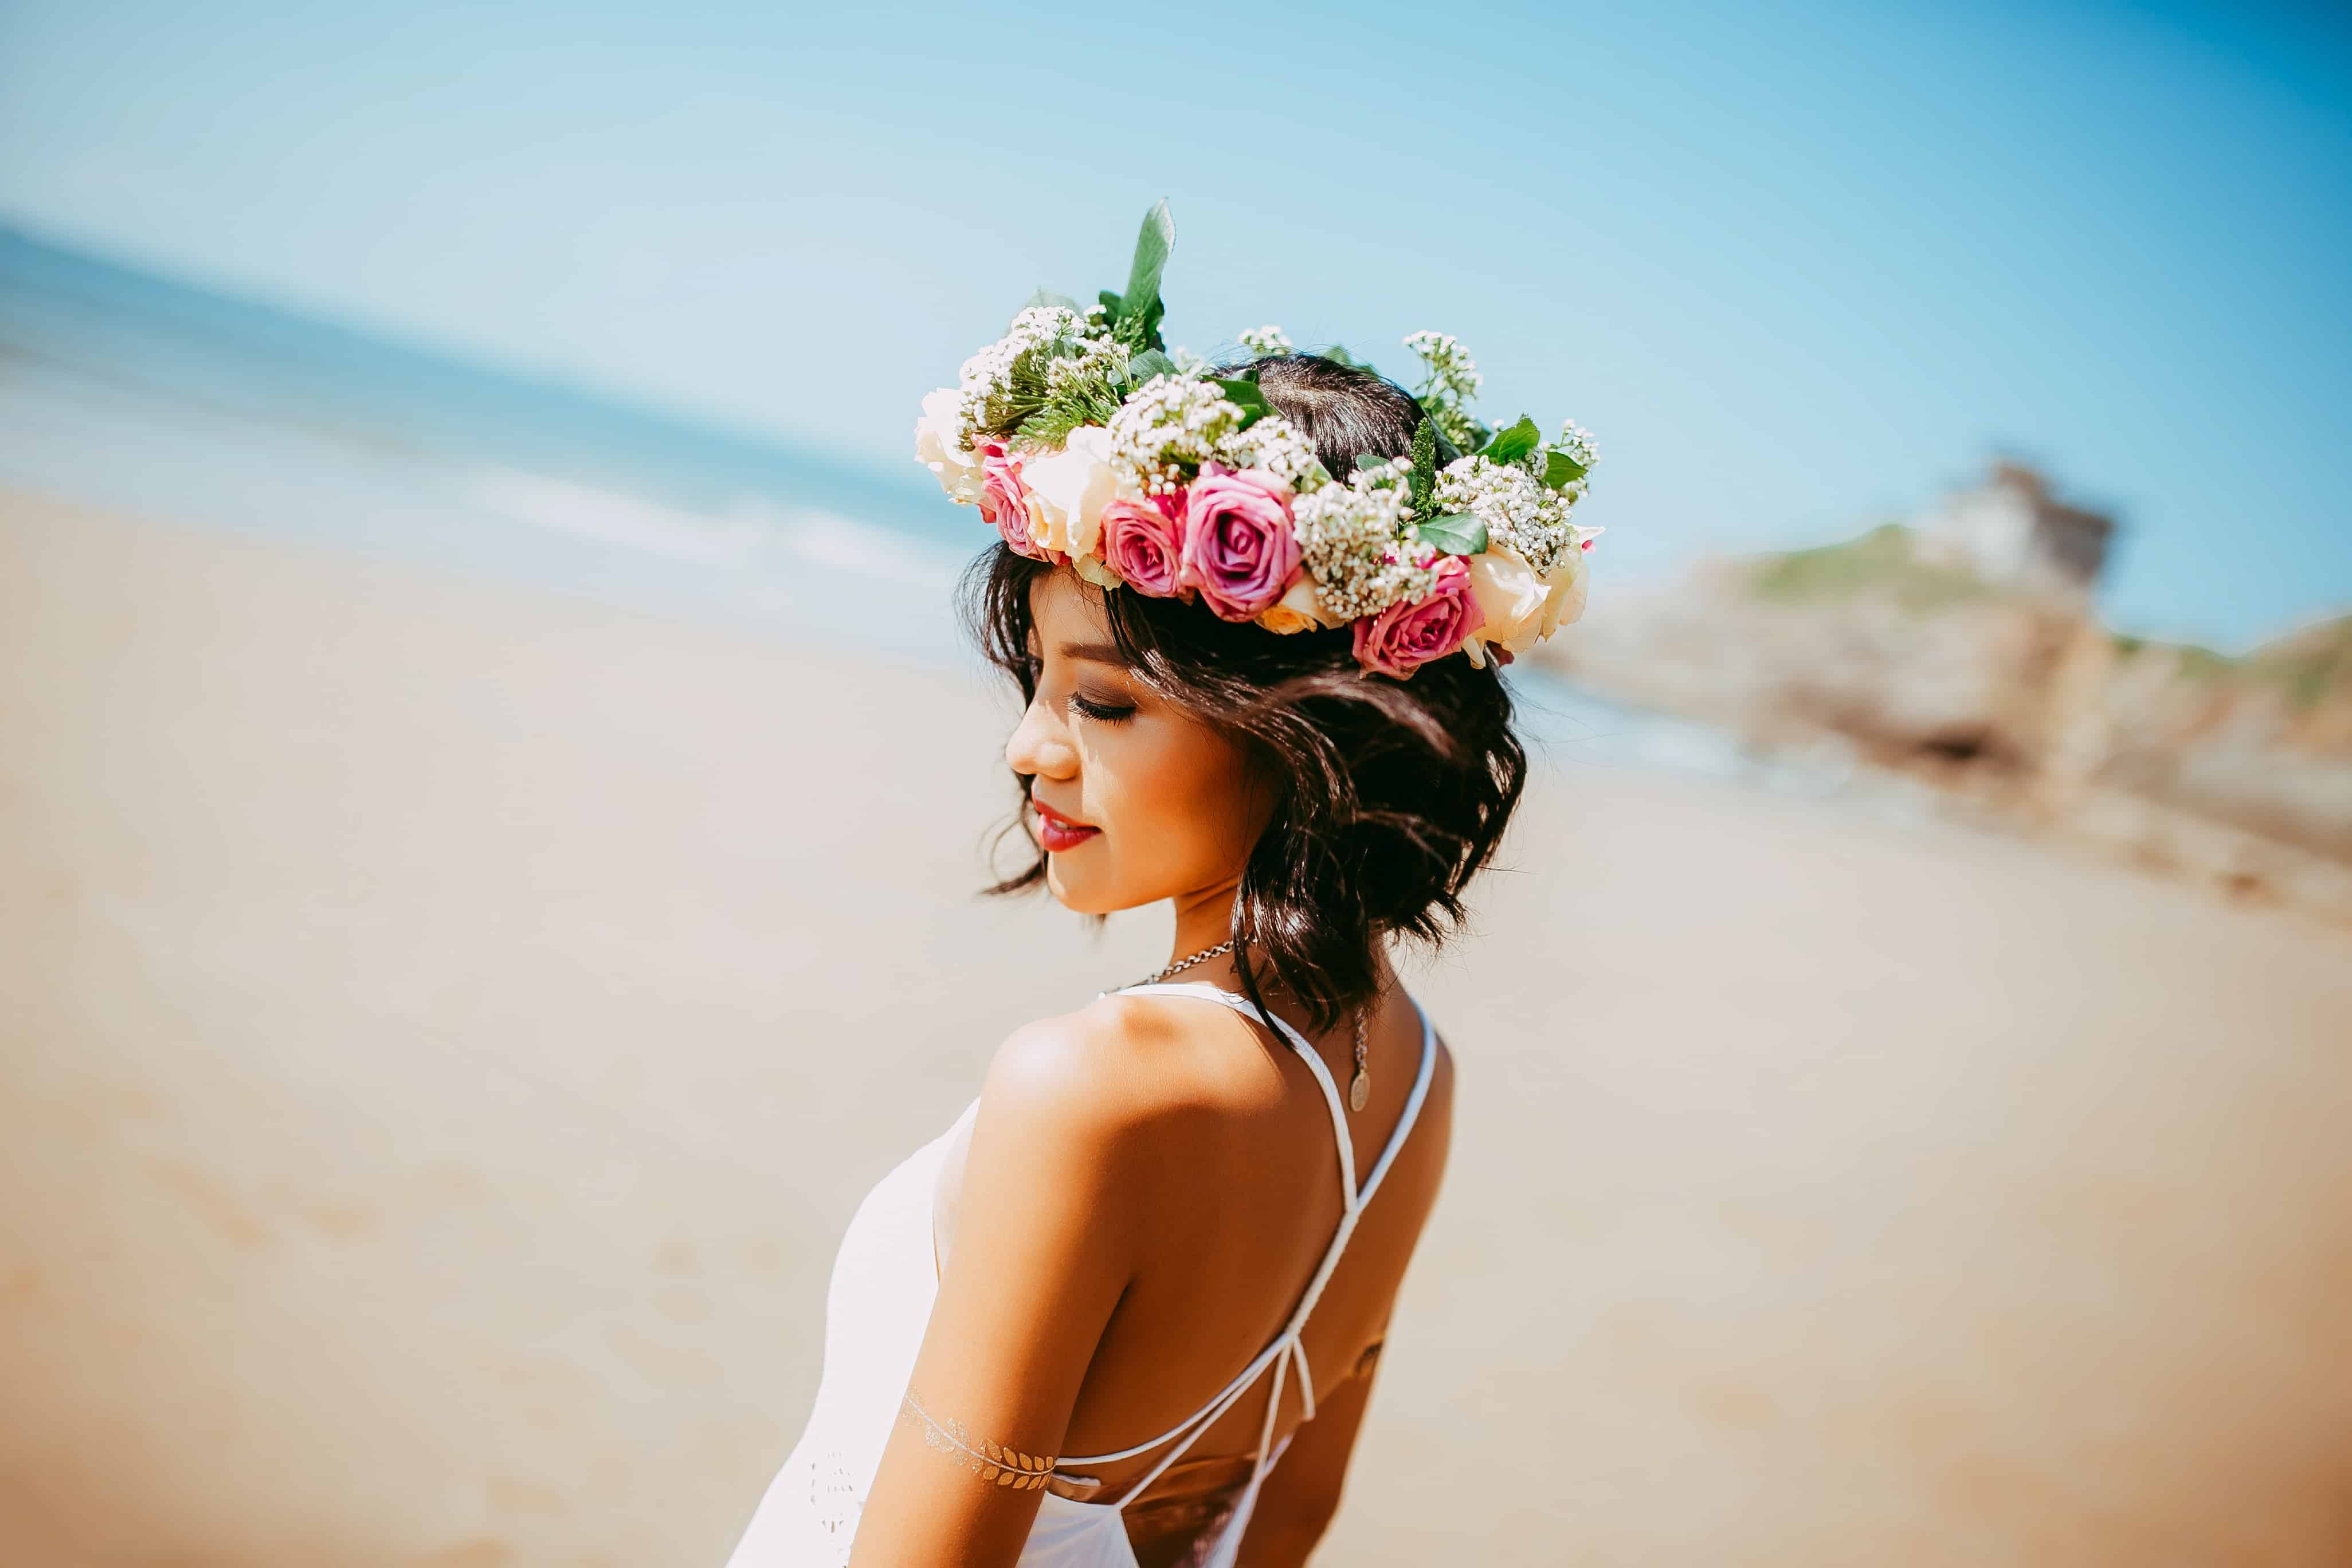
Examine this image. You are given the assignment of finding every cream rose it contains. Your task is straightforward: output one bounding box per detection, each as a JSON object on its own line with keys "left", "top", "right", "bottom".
{"left": 914, "top": 389, "right": 986, "bottom": 504}
{"left": 1460, "top": 544, "right": 1549, "bottom": 667}
{"left": 1253, "top": 574, "right": 1331, "bottom": 634}
{"left": 1071, "top": 553, "right": 1124, "bottom": 589}
{"left": 1021, "top": 426, "right": 1118, "bottom": 559}
{"left": 1536, "top": 529, "right": 1600, "bottom": 640}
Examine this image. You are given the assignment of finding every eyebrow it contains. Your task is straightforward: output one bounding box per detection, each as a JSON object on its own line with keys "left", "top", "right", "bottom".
{"left": 1055, "top": 640, "right": 1127, "bottom": 665}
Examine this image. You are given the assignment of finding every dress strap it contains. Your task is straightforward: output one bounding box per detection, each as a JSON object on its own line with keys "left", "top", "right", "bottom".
{"left": 1056, "top": 978, "right": 1440, "bottom": 1514}
{"left": 1115, "top": 982, "right": 1362, "bottom": 1218}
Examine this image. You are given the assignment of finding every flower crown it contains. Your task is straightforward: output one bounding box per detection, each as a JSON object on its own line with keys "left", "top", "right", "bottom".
{"left": 914, "top": 202, "right": 1601, "bottom": 677}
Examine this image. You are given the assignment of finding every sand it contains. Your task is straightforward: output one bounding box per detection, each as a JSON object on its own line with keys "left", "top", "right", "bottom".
{"left": 3, "top": 488, "right": 2348, "bottom": 1566}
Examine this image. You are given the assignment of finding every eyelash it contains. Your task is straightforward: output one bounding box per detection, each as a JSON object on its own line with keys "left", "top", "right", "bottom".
{"left": 1068, "top": 692, "right": 1135, "bottom": 723}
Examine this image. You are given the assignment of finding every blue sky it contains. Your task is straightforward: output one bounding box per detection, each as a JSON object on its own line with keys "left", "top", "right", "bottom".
{"left": 3, "top": 1, "right": 2347, "bottom": 649}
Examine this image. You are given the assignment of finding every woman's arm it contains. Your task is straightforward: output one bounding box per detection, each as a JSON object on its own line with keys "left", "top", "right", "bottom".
{"left": 1232, "top": 1339, "right": 1386, "bottom": 1567}
{"left": 846, "top": 1013, "right": 1148, "bottom": 1567}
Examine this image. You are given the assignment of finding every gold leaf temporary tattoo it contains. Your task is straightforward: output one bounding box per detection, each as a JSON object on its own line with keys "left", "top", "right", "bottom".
{"left": 899, "top": 1389, "right": 1058, "bottom": 1492}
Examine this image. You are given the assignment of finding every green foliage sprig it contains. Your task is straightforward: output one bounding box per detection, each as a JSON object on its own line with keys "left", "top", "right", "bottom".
{"left": 998, "top": 202, "right": 1182, "bottom": 445}
{"left": 1408, "top": 416, "right": 1438, "bottom": 514}
{"left": 1096, "top": 200, "right": 1174, "bottom": 355}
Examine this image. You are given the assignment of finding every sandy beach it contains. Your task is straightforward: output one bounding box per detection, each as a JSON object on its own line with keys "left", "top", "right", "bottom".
{"left": 4, "top": 486, "right": 2349, "bottom": 1565}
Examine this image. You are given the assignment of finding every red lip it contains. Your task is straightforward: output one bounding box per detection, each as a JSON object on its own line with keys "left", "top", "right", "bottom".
{"left": 1032, "top": 797, "right": 1101, "bottom": 853}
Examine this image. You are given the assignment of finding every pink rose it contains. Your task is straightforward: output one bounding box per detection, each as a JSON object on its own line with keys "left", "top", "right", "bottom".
{"left": 1181, "top": 466, "right": 1302, "bottom": 621}
{"left": 1352, "top": 555, "right": 1484, "bottom": 679}
{"left": 978, "top": 444, "right": 1048, "bottom": 560}
{"left": 1100, "top": 493, "right": 1187, "bottom": 597}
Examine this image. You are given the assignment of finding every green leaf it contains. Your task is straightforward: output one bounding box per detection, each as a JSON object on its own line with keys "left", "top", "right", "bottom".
{"left": 1481, "top": 415, "right": 1542, "bottom": 465}
{"left": 1354, "top": 452, "right": 1393, "bottom": 474}
{"left": 1416, "top": 511, "right": 1489, "bottom": 555}
{"left": 1022, "top": 289, "right": 1081, "bottom": 313}
{"left": 1324, "top": 344, "right": 1382, "bottom": 378}
{"left": 1123, "top": 199, "right": 1175, "bottom": 326}
{"left": 1543, "top": 449, "right": 1590, "bottom": 489}
{"left": 1096, "top": 202, "right": 1175, "bottom": 354}
{"left": 1126, "top": 349, "right": 1177, "bottom": 382}
{"left": 1213, "top": 375, "right": 1273, "bottom": 430}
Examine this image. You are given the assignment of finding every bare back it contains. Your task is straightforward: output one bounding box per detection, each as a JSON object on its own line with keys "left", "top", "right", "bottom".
{"left": 930, "top": 981, "right": 1456, "bottom": 1563}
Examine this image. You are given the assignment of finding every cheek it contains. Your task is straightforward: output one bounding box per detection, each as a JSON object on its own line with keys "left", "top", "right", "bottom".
{"left": 1106, "top": 723, "right": 1260, "bottom": 876}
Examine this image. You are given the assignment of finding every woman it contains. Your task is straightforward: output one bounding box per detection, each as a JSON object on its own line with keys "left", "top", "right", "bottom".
{"left": 727, "top": 209, "right": 1599, "bottom": 1567}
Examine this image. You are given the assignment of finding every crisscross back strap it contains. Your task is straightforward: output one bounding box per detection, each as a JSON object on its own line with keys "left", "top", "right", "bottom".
{"left": 1057, "top": 979, "right": 1438, "bottom": 1514}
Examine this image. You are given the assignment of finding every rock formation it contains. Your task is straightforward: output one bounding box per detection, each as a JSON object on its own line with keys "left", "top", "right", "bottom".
{"left": 1535, "top": 477, "right": 2352, "bottom": 924}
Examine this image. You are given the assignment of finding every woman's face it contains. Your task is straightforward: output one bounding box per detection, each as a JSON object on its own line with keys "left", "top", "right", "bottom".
{"left": 1004, "top": 568, "right": 1269, "bottom": 915}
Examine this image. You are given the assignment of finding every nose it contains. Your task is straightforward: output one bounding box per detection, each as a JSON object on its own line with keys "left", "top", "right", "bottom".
{"left": 1005, "top": 688, "right": 1080, "bottom": 783}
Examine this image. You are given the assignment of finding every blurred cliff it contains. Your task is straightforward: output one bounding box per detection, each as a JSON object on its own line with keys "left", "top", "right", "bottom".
{"left": 1538, "top": 462, "right": 2352, "bottom": 925}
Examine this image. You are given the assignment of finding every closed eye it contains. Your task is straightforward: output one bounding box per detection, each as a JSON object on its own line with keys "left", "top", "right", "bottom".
{"left": 1068, "top": 692, "right": 1135, "bottom": 723}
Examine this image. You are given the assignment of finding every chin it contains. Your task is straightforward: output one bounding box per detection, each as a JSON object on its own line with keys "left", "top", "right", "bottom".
{"left": 1043, "top": 855, "right": 1128, "bottom": 917}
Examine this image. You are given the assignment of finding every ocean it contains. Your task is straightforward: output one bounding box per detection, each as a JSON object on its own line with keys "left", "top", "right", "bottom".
{"left": 0, "top": 223, "right": 1819, "bottom": 793}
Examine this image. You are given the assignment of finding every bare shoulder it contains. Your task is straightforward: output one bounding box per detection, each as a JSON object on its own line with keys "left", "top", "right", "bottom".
{"left": 1429, "top": 1027, "right": 1459, "bottom": 1146}
{"left": 970, "top": 995, "right": 1216, "bottom": 1171}
{"left": 1430, "top": 1027, "right": 1459, "bottom": 1109}
{"left": 1398, "top": 1020, "right": 1460, "bottom": 1214}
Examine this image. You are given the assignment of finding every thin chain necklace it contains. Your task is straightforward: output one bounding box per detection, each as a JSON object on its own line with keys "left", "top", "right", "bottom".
{"left": 1127, "top": 941, "right": 1373, "bottom": 1114}
{"left": 1130, "top": 939, "right": 1234, "bottom": 988}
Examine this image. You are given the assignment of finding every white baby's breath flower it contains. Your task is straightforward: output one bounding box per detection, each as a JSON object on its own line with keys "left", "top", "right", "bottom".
{"left": 1237, "top": 324, "right": 1293, "bottom": 356}
{"left": 952, "top": 306, "right": 1120, "bottom": 444}
{"left": 1044, "top": 352, "right": 1112, "bottom": 399}
{"left": 1556, "top": 419, "right": 1600, "bottom": 471}
{"left": 1105, "top": 375, "right": 1246, "bottom": 497}
{"left": 1216, "top": 411, "right": 1328, "bottom": 493}
{"left": 1434, "top": 454, "right": 1582, "bottom": 577}
{"left": 1403, "top": 330, "right": 1483, "bottom": 402}
{"left": 1292, "top": 464, "right": 1438, "bottom": 621}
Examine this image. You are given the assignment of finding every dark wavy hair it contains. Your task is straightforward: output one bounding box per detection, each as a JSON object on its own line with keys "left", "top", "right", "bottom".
{"left": 958, "top": 353, "right": 1528, "bottom": 1036}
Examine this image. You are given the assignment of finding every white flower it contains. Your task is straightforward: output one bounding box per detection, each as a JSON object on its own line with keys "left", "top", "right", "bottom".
{"left": 1403, "top": 330, "right": 1483, "bottom": 401}
{"left": 1536, "top": 530, "right": 1598, "bottom": 638}
{"left": 1434, "top": 454, "right": 1581, "bottom": 577}
{"left": 1105, "top": 375, "right": 1246, "bottom": 496}
{"left": 1021, "top": 426, "right": 1118, "bottom": 558}
{"left": 1555, "top": 419, "right": 1600, "bottom": 472}
{"left": 1238, "top": 324, "right": 1293, "bottom": 356}
{"left": 915, "top": 387, "right": 987, "bottom": 504}
{"left": 953, "top": 307, "right": 1119, "bottom": 443}
{"left": 1217, "top": 411, "right": 1328, "bottom": 493}
{"left": 1291, "top": 465, "right": 1436, "bottom": 622}
{"left": 1461, "top": 544, "right": 1549, "bottom": 665}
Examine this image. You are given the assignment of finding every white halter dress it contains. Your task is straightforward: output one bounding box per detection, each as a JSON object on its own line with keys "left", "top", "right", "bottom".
{"left": 724, "top": 979, "right": 1438, "bottom": 1567}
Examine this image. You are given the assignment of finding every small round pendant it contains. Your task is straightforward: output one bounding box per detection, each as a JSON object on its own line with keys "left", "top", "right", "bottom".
{"left": 1348, "top": 1069, "right": 1370, "bottom": 1112}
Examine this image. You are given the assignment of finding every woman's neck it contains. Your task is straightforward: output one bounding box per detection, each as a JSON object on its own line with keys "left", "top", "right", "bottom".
{"left": 1165, "top": 881, "right": 1241, "bottom": 967}
{"left": 1159, "top": 885, "right": 1395, "bottom": 1013}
